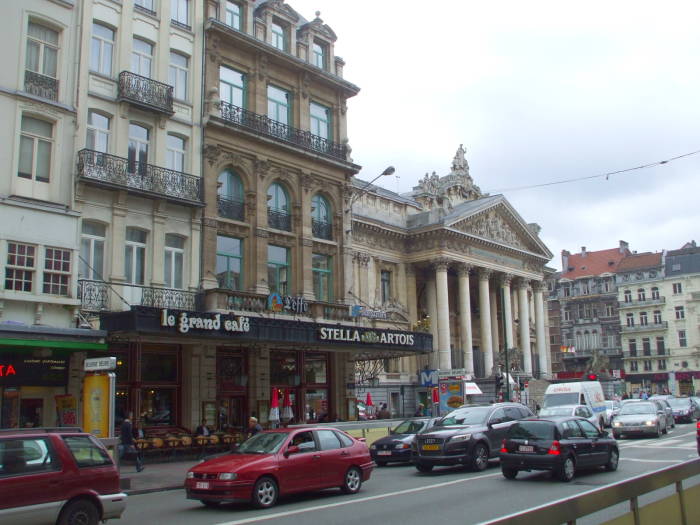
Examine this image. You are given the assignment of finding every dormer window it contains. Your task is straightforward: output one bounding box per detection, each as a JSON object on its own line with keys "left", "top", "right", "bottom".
{"left": 271, "top": 21, "right": 287, "bottom": 51}
{"left": 312, "top": 40, "right": 326, "bottom": 69}
{"left": 225, "top": 1, "right": 242, "bottom": 30}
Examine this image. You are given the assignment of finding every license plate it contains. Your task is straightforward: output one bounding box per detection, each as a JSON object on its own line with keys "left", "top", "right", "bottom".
{"left": 195, "top": 482, "right": 210, "bottom": 490}
{"left": 377, "top": 451, "right": 392, "bottom": 456}
{"left": 518, "top": 445, "right": 534, "bottom": 453}
{"left": 422, "top": 444, "right": 440, "bottom": 451}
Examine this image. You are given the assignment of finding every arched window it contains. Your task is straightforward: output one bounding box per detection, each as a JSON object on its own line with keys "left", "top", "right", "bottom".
{"left": 267, "top": 182, "right": 290, "bottom": 231}
{"left": 311, "top": 194, "right": 332, "bottom": 240}
{"left": 623, "top": 289, "right": 631, "bottom": 303}
{"left": 217, "top": 169, "right": 244, "bottom": 221}
{"left": 651, "top": 287, "right": 659, "bottom": 300}
{"left": 637, "top": 288, "right": 646, "bottom": 302}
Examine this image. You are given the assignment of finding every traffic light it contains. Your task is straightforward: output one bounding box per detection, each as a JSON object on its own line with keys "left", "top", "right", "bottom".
{"left": 586, "top": 373, "right": 598, "bottom": 381}
{"left": 495, "top": 374, "right": 503, "bottom": 392}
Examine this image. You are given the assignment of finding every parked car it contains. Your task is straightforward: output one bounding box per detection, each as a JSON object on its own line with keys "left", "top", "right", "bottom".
{"left": 612, "top": 401, "right": 667, "bottom": 438}
{"left": 412, "top": 403, "right": 534, "bottom": 473}
{"left": 185, "top": 427, "right": 373, "bottom": 508}
{"left": 538, "top": 405, "right": 599, "bottom": 428}
{"left": 667, "top": 397, "right": 700, "bottom": 423}
{"left": 500, "top": 416, "right": 619, "bottom": 482}
{"left": 370, "top": 418, "right": 439, "bottom": 466}
{"left": 0, "top": 427, "right": 127, "bottom": 525}
{"left": 650, "top": 398, "right": 675, "bottom": 430}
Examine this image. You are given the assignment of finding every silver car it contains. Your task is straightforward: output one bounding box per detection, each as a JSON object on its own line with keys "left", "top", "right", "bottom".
{"left": 538, "top": 405, "right": 599, "bottom": 428}
{"left": 612, "top": 401, "right": 667, "bottom": 438}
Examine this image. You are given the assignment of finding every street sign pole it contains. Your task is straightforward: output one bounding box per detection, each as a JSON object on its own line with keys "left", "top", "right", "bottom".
{"left": 501, "top": 287, "right": 510, "bottom": 402}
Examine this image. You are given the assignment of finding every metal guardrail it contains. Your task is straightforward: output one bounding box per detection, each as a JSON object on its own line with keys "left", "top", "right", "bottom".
{"left": 478, "top": 458, "right": 700, "bottom": 525}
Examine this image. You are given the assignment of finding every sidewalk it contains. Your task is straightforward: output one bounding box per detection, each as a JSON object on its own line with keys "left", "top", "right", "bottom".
{"left": 119, "top": 459, "right": 195, "bottom": 495}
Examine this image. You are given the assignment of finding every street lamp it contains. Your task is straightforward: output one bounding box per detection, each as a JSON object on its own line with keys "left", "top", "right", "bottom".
{"left": 345, "top": 166, "right": 396, "bottom": 212}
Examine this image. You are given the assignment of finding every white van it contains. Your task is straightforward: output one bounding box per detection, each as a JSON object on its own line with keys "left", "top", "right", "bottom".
{"left": 543, "top": 381, "right": 608, "bottom": 428}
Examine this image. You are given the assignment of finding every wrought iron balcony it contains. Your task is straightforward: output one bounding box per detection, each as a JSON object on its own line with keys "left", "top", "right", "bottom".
{"left": 219, "top": 101, "right": 348, "bottom": 161}
{"left": 312, "top": 219, "right": 332, "bottom": 240}
{"left": 78, "top": 279, "right": 199, "bottom": 312}
{"left": 24, "top": 70, "right": 58, "bottom": 101}
{"left": 118, "top": 71, "right": 173, "bottom": 115}
{"left": 217, "top": 195, "right": 245, "bottom": 221}
{"left": 77, "top": 149, "right": 203, "bottom": 205}
{"left": 134, "top": 4, "right": 157, "bottom": 16}
{"left": 268, "top": 208, "right": 291, "bottom": 231}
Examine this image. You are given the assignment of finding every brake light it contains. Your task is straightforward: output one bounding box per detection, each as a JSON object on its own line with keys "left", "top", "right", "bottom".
{"left": 696, "top": 421, "right": 700, "bottom": 435}
{"left": 548, "top": 441, "right": 561, "bottom": 455}
{"left": 500, "top": 439, "right": 507, "bottom": 453}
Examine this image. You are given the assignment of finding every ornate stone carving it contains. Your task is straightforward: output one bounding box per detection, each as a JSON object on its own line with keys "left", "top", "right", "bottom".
{"left": 202, "top": 217, "right": 219, "bottom": 228}
{"left": 532, "top": 280, "right": 548, "bottom": 293}
{"left": 302, "top": 237, "right": 313, "bottom": 247}
{"left": 203, "top": 143, "right": 222, "bottom": 167}
{"left": 300, "top": 71, "right": 310, "bottom": 99}
{"left": 355, "top": 252, "right": 370, "bottom": 267}
{"left": 255, "top": 227, "right": 269, "bottom": 238}
{"left": 456, "top": 263, "right": 472, "bottom": 277}
{"left": 257, "top": 52, "right": 268, "bottom": 81}
{"left": 515, "top": 277, "right": 530, "bottom": 290}
{"left": 208, "top": 35, "right": 221, "bottom": 64}
{"left": 461, "top": 209, "right": 525, "bottom": 249}
{"left": 477, "top": 268, "right": 492, "bottom": 281}
{"left": 431, "top": 258, "right": 451, "bottom": 272}
{"left": 301, "top": 172, "right": 314, "bottom": 193}
{"left": 255, "top": 159, "right": 270, "bottom": 179}
{"left": 500, "top": 274, "right": 513, "bottom": 287}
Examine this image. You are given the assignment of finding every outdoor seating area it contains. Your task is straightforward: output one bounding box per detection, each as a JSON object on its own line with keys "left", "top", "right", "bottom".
{"left": 132, "top": 430, "right": 245, "bottom": 463}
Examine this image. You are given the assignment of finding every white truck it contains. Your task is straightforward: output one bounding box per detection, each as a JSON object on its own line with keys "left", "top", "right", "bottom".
{"left": 542, "top": 381, "right": 609, "bottom": 428}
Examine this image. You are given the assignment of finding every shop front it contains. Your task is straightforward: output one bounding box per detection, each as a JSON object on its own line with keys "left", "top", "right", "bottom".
{"left": 625, "top": 372, "right": 669, "bottom": 396}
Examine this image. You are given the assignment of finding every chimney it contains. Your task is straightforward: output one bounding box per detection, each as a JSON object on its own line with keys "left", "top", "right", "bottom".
{"left": 581, "top": 246, "right": 586, "bottom": 257}
{"left": 619, "top": 240, "right": 629, "bottom": 254}
{"left": 561, "top": 250, "right": 570, "bottom": 272}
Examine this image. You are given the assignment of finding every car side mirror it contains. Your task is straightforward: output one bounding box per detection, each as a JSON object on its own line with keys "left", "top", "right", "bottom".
{"left": 284, "top": 445, "right": 300, "bottom": 457}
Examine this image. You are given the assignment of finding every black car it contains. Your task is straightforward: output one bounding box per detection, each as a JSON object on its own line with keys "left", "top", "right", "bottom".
{"left": 413, "top": 403, "right": 533, "bottom": 473}
{"left": 500, "top": 416, "right": 619, "bottom": 482}
{"left": 370, "top": 418, "right": 440, "bottom": 466}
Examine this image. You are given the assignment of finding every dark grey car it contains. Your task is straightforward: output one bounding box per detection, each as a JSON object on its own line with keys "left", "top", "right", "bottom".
{"left": 412, "top": 403, "right": 533, "bottom": 472}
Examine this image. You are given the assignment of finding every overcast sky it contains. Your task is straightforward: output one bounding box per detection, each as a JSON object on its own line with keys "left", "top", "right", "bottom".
{"left": 289, "top": 0, "right": 700, "bottom": 269}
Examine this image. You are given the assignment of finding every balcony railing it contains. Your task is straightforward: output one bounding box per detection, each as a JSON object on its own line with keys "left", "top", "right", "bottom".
{"left": 268, "top": 208, "right": 291, "bottom": 231}
{"left": 621, "top": 321, "right": 668, "bottom": 333}
{"left": 312, "top": 219, "right": 332, "bottom": 240}
{"left": 618, "top": 296, "right": 666, "bottom": 309}
{"left": 78, "top": 279, "right": 199, "bottom": 312}
{"left": 118, "top": 71, "right": 173, "bottom": 115}
{"left": 24, "top": 70, "right": 58, "bottom": 101}
{"left": 217, "top": 195, "right": 245, "bottom": 221}
{"left": 219, "top": 101, "right": 348, "bottom": 161}
{"left": 134, "top": 4, "right": 157, "bottom": 16}
{"left": 77, "top": 149, "right": 203, "bottom": 205}
{"left": 562, "top": 347, "right": 622, "bottom": 359}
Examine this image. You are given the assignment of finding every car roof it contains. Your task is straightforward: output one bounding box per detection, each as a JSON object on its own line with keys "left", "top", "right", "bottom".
{"left": 0, "top": 427, "right": 84, "bottom": 436}
{"left": 516, "top": 416, "right": 587, "bottom": 425}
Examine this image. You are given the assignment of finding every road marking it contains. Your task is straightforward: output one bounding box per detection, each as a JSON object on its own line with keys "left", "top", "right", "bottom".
{"left": 620, "top": 457, "right": 683, "bottom": 463}
{"left": 213, "top": 471, "right": 501, "bottom": 525}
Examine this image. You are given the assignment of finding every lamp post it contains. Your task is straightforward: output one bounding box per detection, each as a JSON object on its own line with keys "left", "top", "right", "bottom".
{"left": 346, "top": 166, "right": 396, "bottom": 215}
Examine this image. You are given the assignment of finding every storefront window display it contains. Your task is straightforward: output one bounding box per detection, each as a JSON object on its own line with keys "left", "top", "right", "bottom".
{"left": 270, "top": 350, "right": 299, "bottom": 386}
{"left": 304, "top": 353, "right": 327, "bottom": 384}
{"left": 270, "top": 351, "right": 330, "bottom": 423}
{"left": 141, "top": 352, "right": 177, "bottom": 382}
{"left": 305, "top": 388, "right": 328, "bottom": 422}
{"left": 141, "top": 388, "right": 175, "bottom": 426}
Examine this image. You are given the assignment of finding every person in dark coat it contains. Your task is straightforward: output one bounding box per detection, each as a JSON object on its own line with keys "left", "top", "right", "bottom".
{"left": 120, "top": 413, "right": 144, "bottom": 472}
{"left": 195, "top": 418, "right": 211, "bottom": 436}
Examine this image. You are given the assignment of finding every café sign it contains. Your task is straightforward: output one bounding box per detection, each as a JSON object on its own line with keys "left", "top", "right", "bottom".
{"left": 318, "top": 327, "right": 415, "bottom": 346}
{"left": 267, "top": 293, "right": 309, "bottom": 314}
{"left": 160, "top": 309, "right": 251, "bottom": 334}
{"left": 349, "top": 305, "right": 388, "bottom": 320}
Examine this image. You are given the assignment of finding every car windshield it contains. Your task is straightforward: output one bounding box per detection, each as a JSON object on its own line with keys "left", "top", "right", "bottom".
{"left": 667, "top": 398, "right": 690, "bottom": 408}
{"left": 392, "top": 420, "right": 426, "bottom": 434}
{"left": 436, "top": 406, "right": 491, "bottom": 426}
{"left": 508, "top": 421, "right": 555, "bottom": 441}
{"left": 236, "top": 432, "right": 287, "bottom": 454}
{"left": 619, "top": 402, "right": 656, "bottom": 415}
{"left": 543, "top": 393, "right": 579, "bottom": 407}
{"left": 539, "top": 407, "right": 573, "bottom": 416}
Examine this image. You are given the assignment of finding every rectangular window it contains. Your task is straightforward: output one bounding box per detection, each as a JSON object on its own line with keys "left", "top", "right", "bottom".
{"left": 312, "top": 253, "right": 332, "bottom": 302}
{"left": 678, "top": 330, "right": 687, "bottom": 347}
{"left": 563, "top": 309, "right": 570, "bottom": 321}
{"left": 656, "top": 336, "right": 665, "bottom": 355}
{"left": 169, "top": 52, "right": 188, "bottom": 100}
{"left": 643, "top": 360, "right": 652, "bottom": 371}
{"left": 124, "top": 228, "right": 146, "bottom": 285}
{"left": 267, "top": 85, "right": 290, "bottom": 125}
{"left": 605, "top": 304, "right": 614, "bottom": 317}
{"left": 672, "top": 282, "right": 682, "bottom": 294}
{"left": 581, "top": 282, "right": 589, "bottom": 295}
{"left": 625, "top": 313, "right": 634, "bottom": 327}
{"left": 43, "top": 247, "right": 71, "bottom": 296}
{"left": 166, "top": 134, "right": 185, "bottom": 172}
{"left": 639, "top": 311, "right": 648, "bottom": 326}
{"left": 90, "top": 23, "right": 114, "bottom": 76}
{"left": 653, "top": 310, "right": 662, "bottom": 324}
{"left": 310, "top": 102, "right": 330, "bottom": 140}
{"left": 380, "top": 270, "right": 391, "bottom": 303}
{"left": 312, "top": 41, "right": 325, "bottom": 69}
{"left": 630, "top": 361, "right": 638, "bottom": 372}
{"left": 5, "top": 242, "right": 35, "bottom": 292}
{"left": 219, "top": 66, "right": 245, "bottom": 107}
{"left": 658, "top": 360, "right": 667, "bottom": 370}
{"left": 80, "top": 222, "right": 106, "bottom": 280}
{"left": 86, "top": 111, "right": 110, "bottom": 153}
{"left": 164, "top": 234, "right": 184, "bottom": 289}
{"left": 19, "top": 116, "right": 53, "bottom": 182}
{"left": 26, "top": 22, "right": 58, "bottom": 79}
{"left": 171, "top": 0, "right": 190, "bottom": 28}
{"left": 135, "top": 0, "right": 155, "bottom": 13}
{"left": 675, "top": 306, "right": 685, "bottom": 320}
{"left": 131, "top": 38, "right": 153, "bottom": 78}
{"left": 642, "top": 337, "right": 651, "bottom": 356}
{"left": 216, "top": 235, "right": 242, "bottom": 290}
{"left": 638, "top": 289, "right": 646, "bottom": 301}
{"left": 267, "top": 245, "right": 289, "bottom": 296}
{"left": 628, "top": 339, "right": 637, "bottom": 356}
{"left": 225, "top": 1, "right": 241, "bottom": 30}
{"left": 128, "top": 123, "right": 149, "bottom": 169}
{"left": 562, "top": 286, "right": 570, "bottom": 297}
{"left": 271, "top": 21, "right": 286, "bottom": 51}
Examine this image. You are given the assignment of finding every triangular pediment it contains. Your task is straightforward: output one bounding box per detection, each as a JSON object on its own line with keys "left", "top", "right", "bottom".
{"left": 446, "top": 198, "right": 552, "bottom": 259}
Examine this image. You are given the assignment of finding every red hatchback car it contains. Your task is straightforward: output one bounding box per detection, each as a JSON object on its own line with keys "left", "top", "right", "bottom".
{"left": 186, "top": 427, "right": 374, "bottom": 508}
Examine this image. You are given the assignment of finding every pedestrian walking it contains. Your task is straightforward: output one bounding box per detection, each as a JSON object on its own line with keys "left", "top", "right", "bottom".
{"left": 120, "top": 413, "right": 144, "bottom": 472}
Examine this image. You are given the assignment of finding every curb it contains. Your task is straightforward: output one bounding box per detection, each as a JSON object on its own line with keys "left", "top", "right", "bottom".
{"left": 125, "top": 484, "right": 184, "bottom": 496}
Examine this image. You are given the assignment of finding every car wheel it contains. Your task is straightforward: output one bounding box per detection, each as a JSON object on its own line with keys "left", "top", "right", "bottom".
{"left": 251, "top": 477, "right": 278, "bottom": 509}
{"left": 341, "top": 467, "right": 362, "bottom": 494}
{"left": 376, "top": 461, "right": 387, "bottom": 467}
{"left": 201, "top": 500, "right": 220, "bottom": 508}
{"left": 605, "top": 448, "right": 619, "bottom": 472}
{"left": 415, "top": 464, "right": 433, "bottom": 473}
{"left": 502, "top": 467, "right": 518, "bottom": 479}
{"left": 58, "top": 499, "right": 99, "bottom": 525}
{"left": 556, "top": 456, "right": 575, "bottom": 482}
{"left": 471, "top": 443, "right": 489, "bottom": 472}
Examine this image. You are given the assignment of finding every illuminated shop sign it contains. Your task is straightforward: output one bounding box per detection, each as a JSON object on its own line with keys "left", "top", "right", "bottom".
{"left": 0, "top": 364, "right": 17, "bottom": 377}
{"left": 318, "top": 327, "right": 415, "bottom": 346}
{"left": 267, "top": 293, "right": 309, "bottom": 314}
{"left": 349, "top": 305, "right": 388, "bottom": 320}
{"left": 160, "top": 309, "right": 251, "bottom": 334}
{"left": 0, "top": 357, "right": 67, "bottom": 387}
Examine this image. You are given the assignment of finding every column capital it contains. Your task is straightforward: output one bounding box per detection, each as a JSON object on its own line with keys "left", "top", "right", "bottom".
{"left": 354, "top": 252, "right": 370, "bottom": 267}
{"left": 515, "top": 277, "right": 531, "bottom": 290}
{"left": 456, "top": 262, "right": 472, "bottom": 277}
{"left": 532, "top": 280, "right": 548, "bottom": 293}
{"left": 431, "top": 257, "right": 451, "bottom": 272}
{"left": 477, "top": 268, "right": 492, "bottom": 281}
{"left": 405, "top": 263, "right": 416, "bottom": 277}
{"left": 500, "top": 273, "right": 514, "bottom": 287}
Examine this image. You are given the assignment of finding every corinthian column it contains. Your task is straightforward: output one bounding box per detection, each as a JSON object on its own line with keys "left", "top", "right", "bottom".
{"left": 426, "top": 275, "right": 438, "bottom": 369}
{"left": 490, "top": 287, "right": 500, "bottom": 370}
{"left": 534, "top": 280, "right": 548, "bottom": 377}
{"left": 478, "top": 268, "right": 493, "bottom": 377}
{"left": 457, "top": 264, "right": 474, "bottom": 376}
{"left": 500, "top": 274, "right": 514, "bottom": 350}
{"left": 433, "top": 258, "right": 452, "bottom": 370}
{"left": 517, "top": 278, "right": 532, "bottom": 375}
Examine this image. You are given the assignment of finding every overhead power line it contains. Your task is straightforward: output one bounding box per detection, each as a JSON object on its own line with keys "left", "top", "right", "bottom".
{"left": 484, "top": 148, "right": 700, "bottom": 194}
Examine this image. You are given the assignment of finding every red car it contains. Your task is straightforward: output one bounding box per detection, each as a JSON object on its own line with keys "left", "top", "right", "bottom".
{"left": 0, "top": 427, "right": 126, "bottom": 525}
{"left": 186, "top": 427, "right": 373, "bottom": 508}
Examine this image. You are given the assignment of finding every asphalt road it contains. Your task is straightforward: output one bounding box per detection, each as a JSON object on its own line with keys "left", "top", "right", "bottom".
{"left": 119, "top": 424, "right": 700, "bottom": 525}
